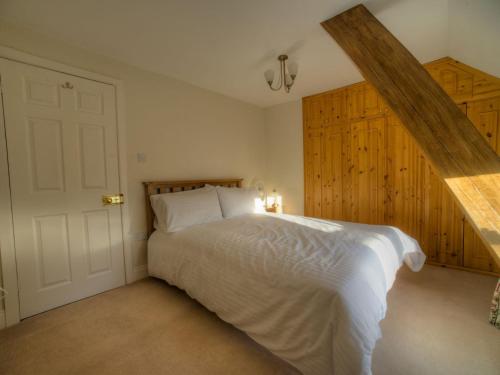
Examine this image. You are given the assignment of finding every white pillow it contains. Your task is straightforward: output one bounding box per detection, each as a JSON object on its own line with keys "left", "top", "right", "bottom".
{"left": 150, "top": 186, "right": 223, "bottom": 233}
{"left": 216, "top": 186, "right": 260, "bottom": 218}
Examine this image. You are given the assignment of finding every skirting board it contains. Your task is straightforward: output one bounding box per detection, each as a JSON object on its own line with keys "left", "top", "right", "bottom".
{"left": 427, "top": 261, "right": 500, "bottom": 278}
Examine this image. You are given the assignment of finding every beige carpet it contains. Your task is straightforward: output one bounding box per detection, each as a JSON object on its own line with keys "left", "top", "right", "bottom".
{"left": 0, "top": 265, "right": 498, "bottom": 375}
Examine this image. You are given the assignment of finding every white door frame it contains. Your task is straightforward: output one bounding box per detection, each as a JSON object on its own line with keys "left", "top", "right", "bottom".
{"left": 0, "top": 45, "right": 142, "bottom": 327}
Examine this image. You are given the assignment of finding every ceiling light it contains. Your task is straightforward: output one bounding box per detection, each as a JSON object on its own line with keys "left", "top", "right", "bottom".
{"left": 264, "top": 55, "right": 298, "bottom": 93}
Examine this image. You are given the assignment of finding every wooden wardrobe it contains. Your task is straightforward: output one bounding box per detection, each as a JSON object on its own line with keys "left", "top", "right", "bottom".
{"left": 303, "top": 57, "right": 500, "bottom": 275}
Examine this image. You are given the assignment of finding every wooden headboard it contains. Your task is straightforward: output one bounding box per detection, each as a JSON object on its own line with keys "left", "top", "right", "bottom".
{"left": 143, "top": 178, "right": 243, "bottom": 237}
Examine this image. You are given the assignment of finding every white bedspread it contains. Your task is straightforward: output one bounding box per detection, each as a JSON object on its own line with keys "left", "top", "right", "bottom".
{"left": 148, "top": 213, "right": 425, "bottom": 374}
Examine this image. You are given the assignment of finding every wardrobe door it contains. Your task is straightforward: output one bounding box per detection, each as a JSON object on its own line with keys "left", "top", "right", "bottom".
{"left": 0, "top": 59, "right": 125, "bottom": 318}
{"left": 463, "top": 97, "right": 500, "bottom": 272}
{"left": 349, "top": 116, "right": 386, "bottom": 224}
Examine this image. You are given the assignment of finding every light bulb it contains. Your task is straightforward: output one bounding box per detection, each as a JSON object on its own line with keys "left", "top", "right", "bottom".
{"left": 285, "top": 74, "right": 293, "bottom": 86}
{"left": 264, "top": 69, "right": 275, "bottom": 84}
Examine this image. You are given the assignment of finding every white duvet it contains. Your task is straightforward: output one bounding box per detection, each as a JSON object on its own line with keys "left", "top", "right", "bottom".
{"left": 148, "top": 213, "right": 425, "bottom": 374}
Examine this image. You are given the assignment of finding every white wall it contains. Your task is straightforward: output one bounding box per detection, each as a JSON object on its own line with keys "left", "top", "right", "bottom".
{"left": 264, "top": 101, "right": 304, "bottom": 215}
{"left": 0, "top": 23, "right": 266, "bottom": 312}
{"left": 448, "top": 0, "right": 500, "bottom": 78}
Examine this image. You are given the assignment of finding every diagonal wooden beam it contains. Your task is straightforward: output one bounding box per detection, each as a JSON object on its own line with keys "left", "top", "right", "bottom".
{"left": 321, "top": 4, "right": 500, "bottom": 265}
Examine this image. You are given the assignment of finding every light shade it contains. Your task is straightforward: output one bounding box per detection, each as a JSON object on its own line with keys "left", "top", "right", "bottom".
{"left": 264, "top": 55, "right": 298, "bottom": 93}
{"left": 288, "top": 62, "right": 298, "bottom": 77}
{"left": 264, "top": 69, "right": 275, "bottom": 83}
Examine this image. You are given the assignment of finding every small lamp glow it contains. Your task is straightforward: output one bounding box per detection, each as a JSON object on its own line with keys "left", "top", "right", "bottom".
{"left": 266, "top": 189, "right": 283, "bottom": 214}
{"left": 254, "top": 197, "right": 266, "bottom": 213}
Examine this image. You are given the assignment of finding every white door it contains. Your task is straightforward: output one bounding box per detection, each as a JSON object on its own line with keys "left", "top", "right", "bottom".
{"left": 0, "top": 59, "right": 125, "bottom": 318}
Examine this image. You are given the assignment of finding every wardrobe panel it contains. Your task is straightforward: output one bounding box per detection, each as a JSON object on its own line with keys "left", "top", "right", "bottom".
{"left": 303, "top": 57, "right": 500, "bottom": 275}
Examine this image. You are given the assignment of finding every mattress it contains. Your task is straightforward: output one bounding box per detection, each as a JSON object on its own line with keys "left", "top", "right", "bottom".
{"left": 148, "top": 213, "right": 425, "bottom": 374}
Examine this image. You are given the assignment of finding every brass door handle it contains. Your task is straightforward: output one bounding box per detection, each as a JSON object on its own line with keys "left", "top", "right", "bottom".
{"left": 102, "top": 194, "right": 124, "bottom": 205}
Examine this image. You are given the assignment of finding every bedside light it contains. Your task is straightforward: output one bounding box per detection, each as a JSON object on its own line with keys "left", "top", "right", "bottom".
{"left": 251, "top": 179, "right": 266, "bottom": 213}
{"left": 254, "top": 197, "right": 266, "bottom": 213}
{"left": 266, "top": 189, "right": 283, "bottom": 214}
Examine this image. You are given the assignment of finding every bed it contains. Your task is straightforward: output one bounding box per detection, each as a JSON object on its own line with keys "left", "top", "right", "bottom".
{"left": 144, "top": 179, "right": 426, "bottom": 375}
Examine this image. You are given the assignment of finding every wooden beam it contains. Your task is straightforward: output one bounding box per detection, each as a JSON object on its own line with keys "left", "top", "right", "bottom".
{"left": 321, "top": 4, "right": 500, "bottom": 265}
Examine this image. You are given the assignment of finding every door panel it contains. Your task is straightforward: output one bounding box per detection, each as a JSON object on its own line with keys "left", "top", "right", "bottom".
{"left": 464, "top": 220, "right": 500, "bottom": 273}
{"left": 323, "top": 90, "right": 347, "bottom": 126}
{"left": 350, "top": 117, "right": 385, "bottom": 224}
{"left": 79, "top": 124, "right": 107, "bottom": 189}
{"left": 467, "top": 97, "right": 500, "bottom": 155}
{"left": 0, "top": 59, "right": 125, "bottom": 318}
{"left": 348, "top": 84, "right": 383, "bottom": 120}
{"left": 34, "top": 214, "right": 72, "bottom": 288}
{"left": 28, "top": 118, "right": 65, "bottom": 191}
{"left": 24, "top": 76, "right": 61, "bottom": 107}
{"left": 304, "top": 128, "right": 322, "bottom": 217}
{"left": 322, "top": 125, "right": 344, "bottom": 220}
{"left": 348, "top": 85, "right": 365, "bottom": 120}
{"left": 83, "top": 209, "right": 112, "bottom": 275}
{"left": 464, "top": 97, "right": 500, "bottom": 271}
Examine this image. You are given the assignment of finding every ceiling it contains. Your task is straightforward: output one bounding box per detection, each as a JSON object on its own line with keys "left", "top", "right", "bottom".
{"left": 0, "top": 0, "right": 449, "bottom": 108}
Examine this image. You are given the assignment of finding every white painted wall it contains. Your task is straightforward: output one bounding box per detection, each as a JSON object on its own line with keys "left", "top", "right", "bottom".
{"left": 448, "top": 0, "right": 500, "bottom": 78}
{"left": 264, "top": 101, "right": 304, "bottom": 215}
{"left": 0, "top": 23, "right": 266, "bottom": 318}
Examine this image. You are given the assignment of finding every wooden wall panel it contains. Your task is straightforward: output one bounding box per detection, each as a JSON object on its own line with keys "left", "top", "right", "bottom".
{"left": 386, "top": 113, "right": 424, "bottom": 241}
{"left": 464, "top": 221, "right": 500, "bottom": 273}
{"left": 463, "top": 96, "right": 500, "bottom": 272}
{"left": 304, "top": 128, "right": 322, "bottom": 217}
{"left": 468, "top": 98, "right": 500, "bottom": 153}
{"left": 322, "top": 125, "right": 344, "bottom": 219}
{"left": 322, "top": 5, "right": 500, "bottom": 267}
{"left": 350, "top": 117, "right": 385, "bottom": 224}
{"left": 303, "top": 57, "right": 500, "bottom": 275}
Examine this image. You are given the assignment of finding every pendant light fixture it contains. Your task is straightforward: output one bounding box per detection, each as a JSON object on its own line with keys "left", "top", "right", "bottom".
{"left": 264, "top": 55, "right": 298, "bottom": 93}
